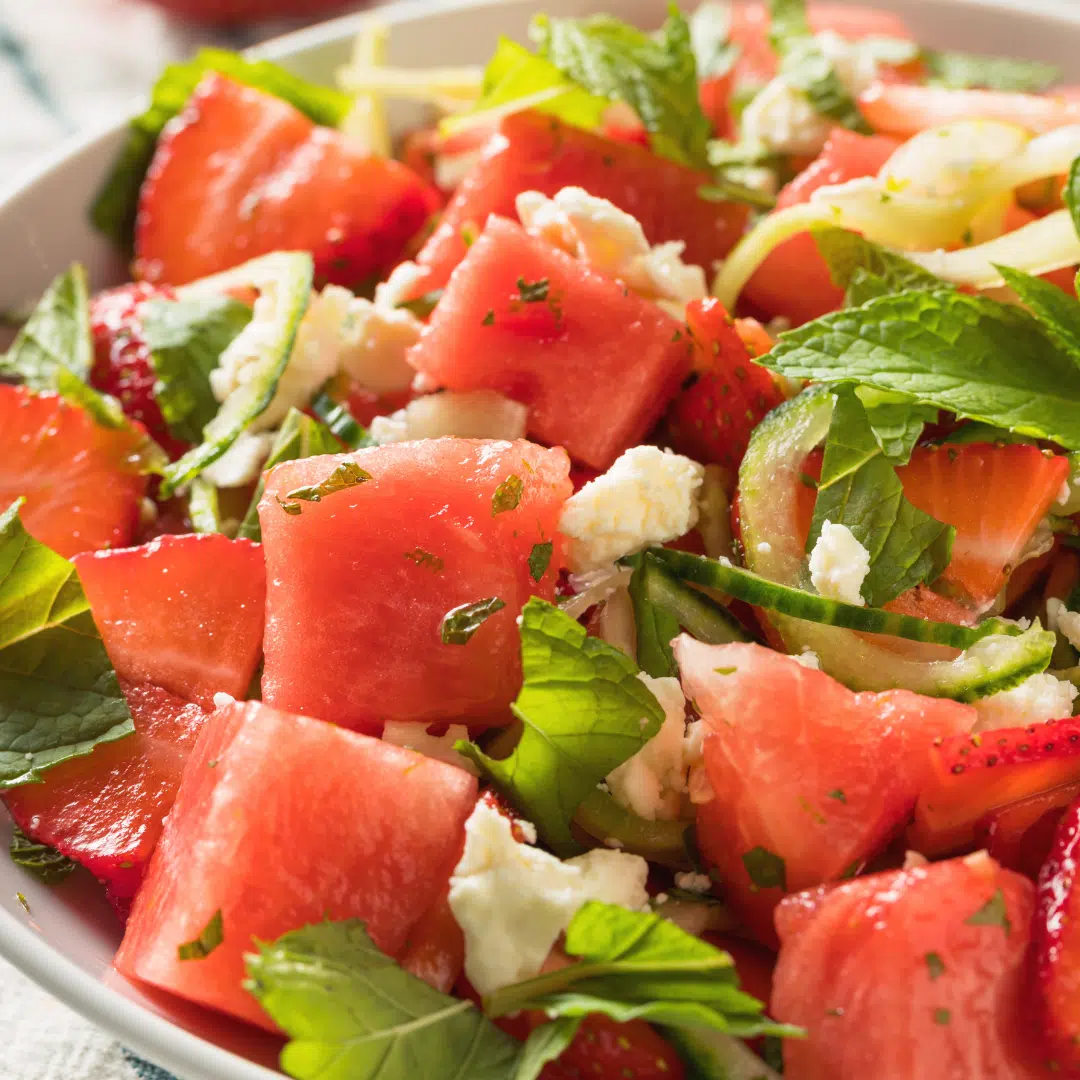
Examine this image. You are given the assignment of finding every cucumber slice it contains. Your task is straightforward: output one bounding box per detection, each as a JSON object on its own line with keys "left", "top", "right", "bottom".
{"left": 638, "top": 554, "right": 752, "bottom": 645}
{"left": 574, "top": 787, "right": 692, "bottom": 868}
{"left": 736, "top": 386, "right": 1055, "bottom": 700}
{"left": 663, "top": 1027, "right": 781, "bottom": 1080}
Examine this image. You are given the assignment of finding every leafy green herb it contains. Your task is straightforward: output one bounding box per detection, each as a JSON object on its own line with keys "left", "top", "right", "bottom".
{"left": 933, "top": 1008, "right": 951, "bottom": 1026}
{"left": 404, "top": 548, "right": 445, "bottom": 573}
{"left": 441, "top": 598, "right": 507, "bottom": 645}
{"left": 396, "top": 290, "right": 444, "bottom": 320}
{"left": 281, "top": 461, "right": 372, "bottom": 512}
{"left": 763, "top": 289, "right": 1080, "bottom": 449}
{"left": 516, "top": 278, "right": 550, "bottom": 304}
{"left": 742, "top": 846, "right": 787, "bottom": 891}
{"left": 245, "top": 920, "right": 520, "bottom": 1080}
{"left": 160, "top": 252, "right": 314, "bottom": 498}
{"left": 141, "top": 295, "right": 252, "bottom": 444}
{"left": 0, "top": 265, "right": 92, "bottom": 386}
{"left": 492, "top": 475, "right": 524, "bottom": 516}
{"left": 923, "top": 49, "right": 1061, "bottom": 92}
{"left": 996, "top": 264, "right": 1080, "bottom": 367}
{"left": 91, "top": 48, "right": 352, "bottom": 247}
{"left": 531, "top": 7, "right": 713, "bottom": 168}
{"left": 807, "top": 386, "right": 953, "bottom": 606}
{"left": 1066, "top": 157, "right": 1080, "bottom": 242}
{"left": 456, "top": 598, "right": 663, "bottom": 856}
{"left": 515, "top": 1018, "right": 583, "bottom": 1080}
{"left": 855, "top": 387, "right": 938, "bottom": 467}
{"left": 964, "top": 888, "right": 1012, "bottom": 935}
{"left": 9, "top": 825, "right": 76, "bottom": 885}
{"left": 188, "top": 477, "right": 223, "bottom": 535}
{"left": 698, "top": 176, "right": 779, "bottom": 211}
{"left": 812, "top": 227, "right": 946, "bottom": 307}
{"left": 689, "top": 1, "right": 742, "bottom": 79}
{"left": 766, "top": 0, "right": 870, "bottom": 134}
{"left": 527, "top": 542, "right": 553, "bottom": 583}
{"left": 237, "top": 409, "right": 343, "bottom": 542}
{"left": 178, "top": 909, "right": 224, "bottom": 961}
{"left": 925, "top": 952, "right": 946, "bottom": 981}
{"left": 482, "top": 310, "right": 496, "bottom": 327}
{"left": 485, "top": 901, "right": 799, "bottom": 1039}
{"left": 0, "top": 501, "right": 133, "bottom": 789}
{"left": 828, "top": 789, "right": 846, "bottom": 803}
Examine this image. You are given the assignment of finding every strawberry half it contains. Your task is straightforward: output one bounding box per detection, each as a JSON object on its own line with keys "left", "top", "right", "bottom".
{"left": 0, "top": 384, "right": 148, "bottom": 558}
{"left": 896, "top": 443, "right": 1069, "bottom": 612}
{"left": 73, "top": 533, "right": 266, "bottom": 708}
{"left": 976, "top": 782, "right": 1080, "bottom": 879}
{"left": 665, "top": 297, "right": 784, "bottom": 470}
{"left": 135, "top": 73, "right": 440, "bottom": 289}
{"left": 1033, "top": 795, "right": 1080, "bottom": 1070}
{"left": 910, "top": 716, "right": 1080, "bottom": 857}
{"left": 89, "top": 282, "right": 186, "bottom": 459}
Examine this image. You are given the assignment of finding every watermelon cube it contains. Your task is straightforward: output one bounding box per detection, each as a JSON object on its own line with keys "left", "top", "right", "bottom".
{"left": 411, "top": 110, "right": 748, "bottom": 293}
{"left": 115, "top": 700, "right": 478, "bottom": 1031}
{"left": 407, "top": 217, "right": 694, "bottom": 470}
{"left": 258, "top": 438, "right": 571, "bottom": 731}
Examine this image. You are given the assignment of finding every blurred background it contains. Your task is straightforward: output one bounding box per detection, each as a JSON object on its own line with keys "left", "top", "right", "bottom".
{"left": 0, "top": 0, "right": 368, "bottom": 180}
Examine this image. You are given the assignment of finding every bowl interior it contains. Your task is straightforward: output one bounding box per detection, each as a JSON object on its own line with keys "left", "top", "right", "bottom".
{"left": 2, "top": 0, "right": 1080, "bottom": 1077}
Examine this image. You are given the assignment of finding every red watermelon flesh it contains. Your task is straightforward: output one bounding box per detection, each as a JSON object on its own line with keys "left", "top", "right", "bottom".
{"left": 409, "top": 110, "right": 748, "bottom": 296}
{"left": 73, "top": 534, "right": 266, "bottom": 708}
{"left": 4, "top": 682, "right": 209, "bottom": 919}
{"left": 258, "top": 438, "right": 570, "bottom": 732}
{"left": 407, "top": 217, "right": 693, "bottom": 470}
{"left": 115, "top": 700, "right": 479, "bottom": 1031}
{"left": 674, "top": 637, "right": 973, "bottom": 943}
{"left": 773, "top": 854, "right": 1043, "bottom": 1080}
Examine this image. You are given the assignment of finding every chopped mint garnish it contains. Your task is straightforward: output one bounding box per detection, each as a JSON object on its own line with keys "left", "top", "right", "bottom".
{"left": 441, "top": 598, "right": 507, "bottom": 645}
{"left": 282, "top": 461, "right": 372, "bottom": 511}
{"left": 9, "top": 825, "right": 76, "bottom": 886}
{"left": 964, "top": 888, "right": 1012, "bottom": 935}
{"left": 527, "top": 542, "right": 554, "bottom": 583}
{"left": 742, "top": 846, "right": 787, "bottom": 891}
{"left": 492, "top": 474, "right": 524, "bottom": 516}
{"left": 178, "top": 909, "right": 224, "bottom": 961}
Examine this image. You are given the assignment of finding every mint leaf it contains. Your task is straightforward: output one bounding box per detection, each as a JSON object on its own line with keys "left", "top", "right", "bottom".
{"left": 236, "top": 408, "right": 342, "bottom": 542}
{"left": 923, "top": 49, "right": 1061, "bottom": 92}
{"left": 925, "top": 951, "right": 946, "bottom": 981}
{"left": 0, "top": 501, "right": 133, "bottom": 789}
{"left": 995, "top": 264, "right": 1080, "bottom": 367}
{"left": 141, "top": 295, "right": 253, "bottom": 444}
{"left": 160, "top": 252, "right": 314, "bottom": 499}
{"left": 178, "top": 909, "right": 224, "bottom": 961}
{"left": 485, "top": 901, "right": 798, "bottom": 1040}
{"left": 441, "top": 598, "right": 507, "bottom": 645}
{"left": 964, "top": 887, "right": 1012, "bottom": 935}
{"left": 812, "top": 227, "right": 946, "bottom": 307}
{"left": 766, "top": 0, "right": 869, "bottom": 134}
{"left": 808, "top": 387, "right": 953, "bottom": 606}
{"left": 492, "top": 474, "right": 524, "bottom": 515}
{"left": 9, "top": 824, "right": 76, "bottom": 885}
{"left": 245, "top": 920, "right": 520, "bottom": 1080}
{"left": 689, "top": 1, "right": 741, "bottom": 79}
{"left": 456, "top": 598, "right": 663, "bottom": 856}
{"left": 764, "top": 289, "right": 1080, "bottom": 449}
{"left": 531, "top": 7, "right": 713, "bottom": 168}
{"left": 515, "top": 1018, "right": 582, "bottom": 1080}
{"left": 0, "top": 265, "right": 92, "bottom": 387}
{"left": 282, "top": 461, "right": 372, "bottom": 509}
{"left": 527, "top": 542, "right": 554, "bottom": 583}
{"left": 742, "top": 846, "right": 787, "bottom": 891}
{"left": 91, "top": 48, "right": 352, "bottom": 248}
{"left": 855, "top": 387, "right": 937, "bottom": 466}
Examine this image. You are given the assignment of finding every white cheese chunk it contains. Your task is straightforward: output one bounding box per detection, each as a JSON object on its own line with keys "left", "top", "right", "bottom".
{"left": 808, "top": 520, "right": 871, "bottom": 606}
{"left": 560, "top": 446, "right": 705, "bottom": 573}
{"left": 972, "top": 672, "right": 1078, "bottom": 733}
{"left": 1049, "top": 598, "right": 1080, "bottom": 653}
{"left": 369, "top": 389, "right": 527, "bottom": 445}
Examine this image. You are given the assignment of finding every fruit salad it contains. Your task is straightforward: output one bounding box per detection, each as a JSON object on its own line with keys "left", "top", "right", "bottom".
{"left": 6, "top": 1, "right": 1080, "bottom": 1076}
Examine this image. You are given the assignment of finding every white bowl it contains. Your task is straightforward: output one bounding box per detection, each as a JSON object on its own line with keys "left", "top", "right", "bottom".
{"left": 2, "top": 0, "right": 1080, "bottom": 1076}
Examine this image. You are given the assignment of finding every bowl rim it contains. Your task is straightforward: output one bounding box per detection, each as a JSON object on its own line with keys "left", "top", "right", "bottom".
{"left": 4, "top": 0, "right": 1080, "bottom": 1077}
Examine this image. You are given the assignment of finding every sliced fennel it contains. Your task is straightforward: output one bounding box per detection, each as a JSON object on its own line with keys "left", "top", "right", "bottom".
{"left": 733, "top": 387, "right": 1055, "bottom": 701}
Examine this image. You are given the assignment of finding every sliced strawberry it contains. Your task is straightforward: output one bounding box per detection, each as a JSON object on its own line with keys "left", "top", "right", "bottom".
{"left": 89, "top": 282, "right": 187, "bottom": 459}
{"left": 73, "top": 533, "right": 266, "bottom": 708}
{"left": 910, "top": 716, "right": 1080, "bottom": 857}
{"left": 1034, "top": 796, "right": 1080, "bottom": 1069}
{"left": 135, "top": 73, "right": 440, "bottom": 288}
{"left": 976, "top": 782, "right": 1080, "bottom": 879}
{"left": 897, "top": 443, "right": 1068, "bottom": 612}
{"left": 0, "top": 384, "right": 148, "bottom": 558}
{"left": 3, "top": 681, "right": 209, "bottom": 919}
{"left": 665, "top": 298, "right": 785, "bottom": 470}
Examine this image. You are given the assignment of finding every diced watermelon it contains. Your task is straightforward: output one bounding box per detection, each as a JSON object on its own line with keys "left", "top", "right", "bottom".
{"left": 115, "top": 700, "right": 478, "bottom": 1030}
{"left": 399, "top": 883, "right": 466, "bottom": 993}
{"left": 772, "top": 853, "right": 1042, "bottom": 1080}
{"left": 408, "top": 110, "right": 748, "bottom": 295}
{"left": 4, "top": 682, "right": 209, "bottom": 918}
{"left": 674, "top": 637, "right": 973, "bottom": 944}
{"left": 407, "top": 217, "right": 693, "bottom": 470}
{"left": 259, "top": 438, "right": 571, "bottom": 731}
{"left": 73, "top": 534, "right": 266, "bottom": 708}
{"left": 742, "top": 130, "right": 902, "bottom": 325}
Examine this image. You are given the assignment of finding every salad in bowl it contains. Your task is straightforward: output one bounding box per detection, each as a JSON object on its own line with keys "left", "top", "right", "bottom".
{"left": 4, "top": 1, "right": 1080, "bottom": 1077}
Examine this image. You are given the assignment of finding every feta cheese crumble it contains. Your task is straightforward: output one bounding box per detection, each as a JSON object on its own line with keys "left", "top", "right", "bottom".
{"left": 790, "top": 649, "right": 821, "bottom": 670}
{"left": 369, "top": 389, "right": 527, "bottom": 445}
{"left": 337, "top": 292, "right": 422, "bottom": 395}
{"left": 972, "top": 672, "right": 1078, "bottom": 733}
{"left": 1049, "top": 598, "right": 1080, "bottom": 652}
{"left": 448, "top": 800, "right": 649, "bottom": 994}
{"left": 673, "top": 871, "right": 713, "bottom": 894}
{"left": 808, "top": 520, "right": 871, "bottom": 606}
{"left": 606, "top": 675, "right": 689, "bottom": 821}
{"left": 212, "top": 692, "right": 236, "bottom": 710}
{"left": 683, "top": 720, "right": 714, "bottom": 805}
{"left": 516, "top": 187, "right": 707, "bottom": 312}
{"left": 381, "top": 721, "right": 479, "bottom": 776}
{"left": 559, "top": 446, "right": 705, "bottom": 573}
